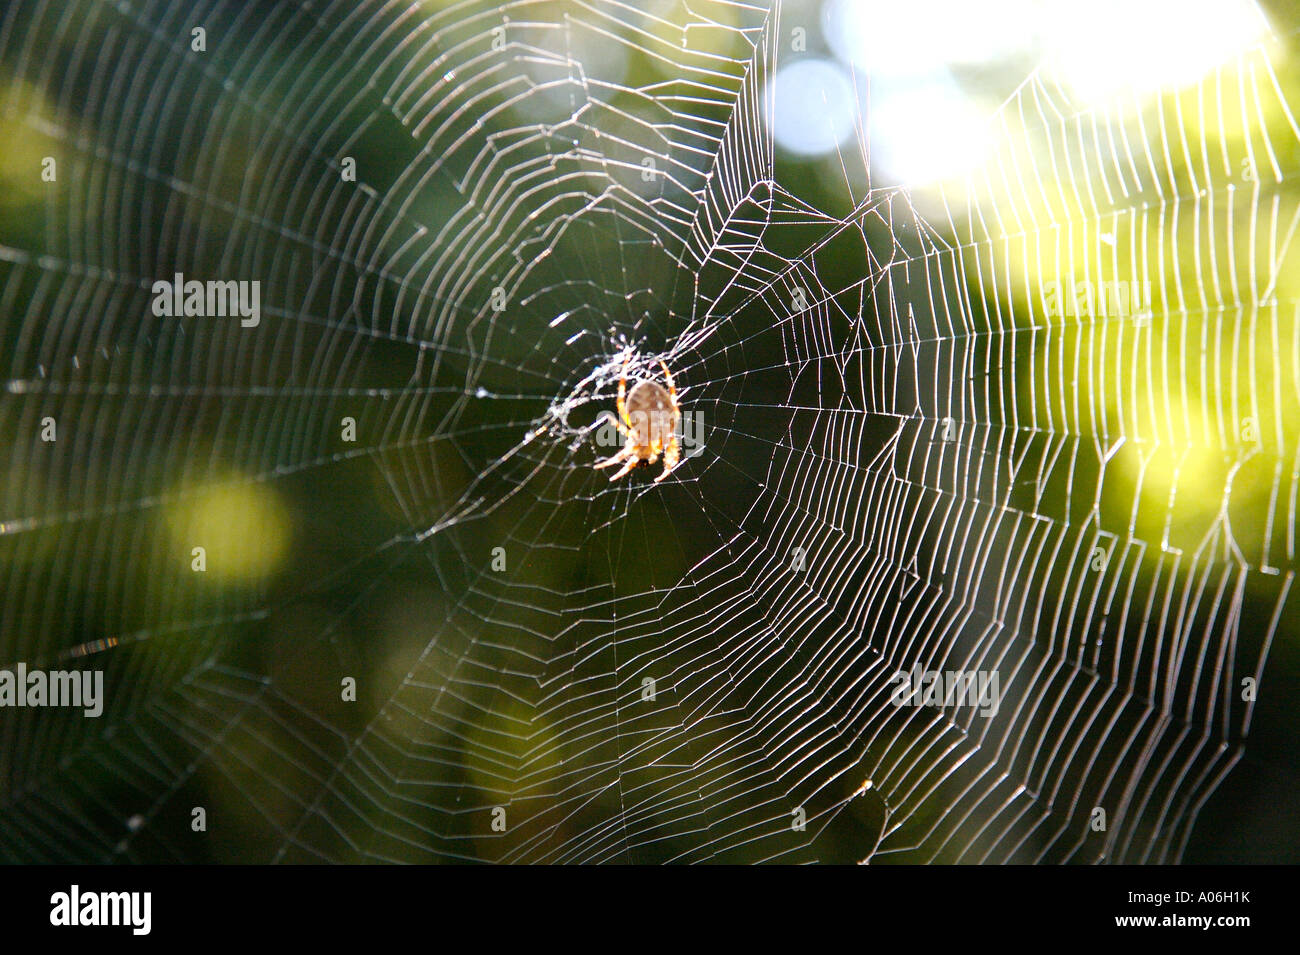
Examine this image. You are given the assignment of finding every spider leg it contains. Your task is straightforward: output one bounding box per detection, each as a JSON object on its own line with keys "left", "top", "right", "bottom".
{"left": 607, "top": 455, "right": 639, "bottom": 481}
{"left": 617, "top": 358, "right": 631, "bottom": 430}
{"left": 661, "top": 438, "right": 679, "bottom": 470}
{"left": 656, "top": 360, "right": 682, "bottom": 484}
{"left": 658, "top": 359, "right": 677, "bottom": 411}
{"left": 594, "top": 444, "right": 632, "bottom": 469}
{"left": 600, "top": 410, "right": 631, "bottom": 438}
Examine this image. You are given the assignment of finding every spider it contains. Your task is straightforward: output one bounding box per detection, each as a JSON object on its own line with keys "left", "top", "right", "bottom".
{"left": 595, "top": 358, "right": 681, "bottom": 483}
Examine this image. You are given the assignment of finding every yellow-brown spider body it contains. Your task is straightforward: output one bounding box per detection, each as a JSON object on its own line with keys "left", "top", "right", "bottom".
{"left": 595, "top": 359, "right": 681, "bottom": 482}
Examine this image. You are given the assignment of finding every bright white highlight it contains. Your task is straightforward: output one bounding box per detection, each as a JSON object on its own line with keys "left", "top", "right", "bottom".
{"left": 822, "top": 0, "right": 1037, "bottom": 78}
{"left": 871, "top": 76, "right": 991, "bottom": 185}
{"left": 766, "top": 58, "right": 858, "bottom": 157}
{"left": 1043, "top": 0, "right": 1271, "bottom": 105}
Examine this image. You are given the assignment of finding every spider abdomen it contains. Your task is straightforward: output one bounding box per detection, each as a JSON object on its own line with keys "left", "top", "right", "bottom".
{"left": 625, "top": 381, "right": 676, "bottom": 447}
{"left": 594, "top": 357, "right": 682, "bottom": 482}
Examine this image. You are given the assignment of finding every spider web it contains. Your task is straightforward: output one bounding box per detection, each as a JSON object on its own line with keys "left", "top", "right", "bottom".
{"left": 0, "top": 0, "right": 1297, "bottom": 864}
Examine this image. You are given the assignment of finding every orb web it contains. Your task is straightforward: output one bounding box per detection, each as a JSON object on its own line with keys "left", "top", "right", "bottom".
{"left": 0, "top": 0, "right": 1296, "bottom": 863}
